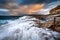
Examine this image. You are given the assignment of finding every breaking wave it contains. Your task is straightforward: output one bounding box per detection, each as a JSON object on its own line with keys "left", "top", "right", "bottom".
{"left": 0, "top": 16, "right": 60, "bottom": 40}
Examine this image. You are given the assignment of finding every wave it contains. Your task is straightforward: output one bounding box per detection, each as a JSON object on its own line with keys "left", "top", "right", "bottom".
{"left": 0, "top": 16, "right": 60, "bottom": 40}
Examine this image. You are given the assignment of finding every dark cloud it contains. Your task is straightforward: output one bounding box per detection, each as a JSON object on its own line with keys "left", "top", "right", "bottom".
{"left": 0, "top": 0, "right": 7, "bottom": 4}
{"left": 0, "top": 0, "right": 60, "bottom": 5}
{"left": 18, "top": 0, "right": 59, "bottom": 4}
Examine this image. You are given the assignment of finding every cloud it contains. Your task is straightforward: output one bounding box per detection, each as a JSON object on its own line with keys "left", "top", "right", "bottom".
{"left": 0, "top": 0, "right": 7, "bottom": 4}
{"left": 0, "top": 0, "right": 60, "bottom": 15}
{"left": 10, "top": 4, "right": 44, "bottom": 15}
{"left": 36, "top": 1, "right": 60, "bottom": 15}
{"left": 0, "top": 0, "right": 59, "bottom": 5}
{"left": 17, "top": 0, "right": 60, "bottom": 5}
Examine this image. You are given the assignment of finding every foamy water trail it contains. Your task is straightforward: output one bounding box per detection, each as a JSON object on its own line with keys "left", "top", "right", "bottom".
{"left": 0, "top": 16, "right": 60, "bottom": 40}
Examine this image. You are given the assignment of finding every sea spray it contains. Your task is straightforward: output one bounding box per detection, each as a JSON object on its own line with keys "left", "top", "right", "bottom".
{"left": 0, "top": 16, "right": 60, "bottom": 40}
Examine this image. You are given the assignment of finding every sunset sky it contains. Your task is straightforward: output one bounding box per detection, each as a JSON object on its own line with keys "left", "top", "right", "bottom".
{"left": 0, "top": 0, "right": 60, "bottom": 15}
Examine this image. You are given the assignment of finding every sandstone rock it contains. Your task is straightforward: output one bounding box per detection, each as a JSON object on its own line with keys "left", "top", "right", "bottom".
{"left": 50, "top": 5, "right": 60, "bottom": 15}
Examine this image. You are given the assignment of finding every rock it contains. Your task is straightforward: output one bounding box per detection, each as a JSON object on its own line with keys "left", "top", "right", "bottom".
{"left": 50, "top": 5, "right": 60, "bottom": 15}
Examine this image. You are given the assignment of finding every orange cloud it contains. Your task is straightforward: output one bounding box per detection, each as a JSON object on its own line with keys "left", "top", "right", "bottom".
{"left": 6, "top": 3, "right": 45, "bottom": 15}
{"left": 26, "top": 4, "right": 44, "bottom": 14}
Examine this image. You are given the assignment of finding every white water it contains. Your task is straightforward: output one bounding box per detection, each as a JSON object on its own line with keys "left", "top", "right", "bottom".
{"left": 0, "top": 16, "right": 60, "bottom": 40}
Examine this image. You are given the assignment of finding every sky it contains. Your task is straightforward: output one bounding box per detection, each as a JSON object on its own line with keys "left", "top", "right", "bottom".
{"left": 0, "top": 0, "right": 7, "bottom": 4}
{"left": 0, "top": 0, "right": 60, "bottom": 4}
{"left": 0, "top": 0, "right": 60, "bottom": 15}
{"left": 17, "top": 0, "right": 58, "bottom": 4}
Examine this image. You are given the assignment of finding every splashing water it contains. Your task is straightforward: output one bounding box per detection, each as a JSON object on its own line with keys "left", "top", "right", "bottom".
{"left": 0, "top": 16, "right": 60, "bottom": 40}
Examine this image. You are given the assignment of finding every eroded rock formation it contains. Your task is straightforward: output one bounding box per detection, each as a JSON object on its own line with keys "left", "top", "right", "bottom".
{"left": 50, "top": 5, "right": 60, "bottom": 15}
